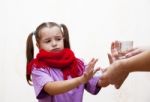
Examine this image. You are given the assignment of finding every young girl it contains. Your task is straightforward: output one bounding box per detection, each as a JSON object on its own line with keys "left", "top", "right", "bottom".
{"left": 26, "top": 22, "right": 102, "bottom": 102}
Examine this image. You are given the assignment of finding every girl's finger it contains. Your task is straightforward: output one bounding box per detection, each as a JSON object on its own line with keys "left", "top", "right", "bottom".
{"left": 88, "top": 58, "right": 96, "bottom": 67}
{"left": 93, "top": 67, "right": 100, "bottom": 75}
{"left": 89, "top": 59, "right": 98, "bottom": 69}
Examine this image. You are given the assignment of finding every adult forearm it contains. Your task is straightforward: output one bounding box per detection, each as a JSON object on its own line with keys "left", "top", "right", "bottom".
{"left": 125, "top": 50, "right": 150, "bottom": 72}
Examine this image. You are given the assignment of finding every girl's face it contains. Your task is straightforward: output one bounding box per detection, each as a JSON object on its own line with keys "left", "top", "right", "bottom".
{"left": 37, "top": 26, "right": 64, "bottom": 52}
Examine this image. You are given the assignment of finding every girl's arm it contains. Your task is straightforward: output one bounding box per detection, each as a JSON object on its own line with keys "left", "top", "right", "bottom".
{"left": 44, "top": 76, "right": 85, "bottom": 95}
{"left": 44, "top": 58, "right": 100, "bottom": 95}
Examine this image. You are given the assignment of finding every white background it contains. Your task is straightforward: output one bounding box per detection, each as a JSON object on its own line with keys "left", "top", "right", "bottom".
{"left": 1, "top": 0, "right": 150, "bottom": 102}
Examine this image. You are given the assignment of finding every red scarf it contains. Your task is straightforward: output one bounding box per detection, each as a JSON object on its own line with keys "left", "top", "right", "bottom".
{"left": 27, "top": 48, "right": 84, "bottom": 79}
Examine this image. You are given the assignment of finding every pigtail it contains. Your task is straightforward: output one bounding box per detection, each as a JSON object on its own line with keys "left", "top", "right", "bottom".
{"left": 26, "top": 32, "right": 34, "bottom": 85}
{"left": 60, "top": 24, "right": 70, "bottom": 49}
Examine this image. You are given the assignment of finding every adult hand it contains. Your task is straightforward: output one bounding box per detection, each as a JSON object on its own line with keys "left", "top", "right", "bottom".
{"left": 108, "top": 40, "right": 125, "bottom": 64}
{"left": 100, "top": 60, "right": 129, "bottom": 89}
{"left": 108, "top": 40, "right": 148, "bottom": 59}
{"left": 101, "top": 40, "right": 131, "bottom": 88}
{"left": 125, "top": 46, "right": 148, "bottom": 58}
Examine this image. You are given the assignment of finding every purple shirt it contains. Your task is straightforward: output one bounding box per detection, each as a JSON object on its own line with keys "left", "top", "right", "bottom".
{"left": 32, "top": 64, "right": 101, "bottom": 102}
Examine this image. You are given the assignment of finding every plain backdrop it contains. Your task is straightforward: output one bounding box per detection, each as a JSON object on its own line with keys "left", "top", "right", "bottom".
{"left": 1, "top": 0, "right": 150, "bottom": 102}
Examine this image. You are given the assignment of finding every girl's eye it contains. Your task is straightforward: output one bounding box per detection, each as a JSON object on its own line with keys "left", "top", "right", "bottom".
{"left": 56, "top": 37, "right": 63, "bottom": 41}
{"left": 45, "top": 40, "right": 51, "bottom": 43}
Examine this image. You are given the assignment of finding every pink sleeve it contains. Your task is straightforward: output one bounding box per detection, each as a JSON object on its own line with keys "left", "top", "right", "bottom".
{"left": 31, "top": 68, "right": 53, "bottom": 99}
{"left": 85, "top": 76, "right": 101, "bottom": 95}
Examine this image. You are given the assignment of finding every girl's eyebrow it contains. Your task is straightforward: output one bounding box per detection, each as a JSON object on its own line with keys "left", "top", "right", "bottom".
{"left": 55, "top": 32, "right": 63, "bottom": 37}
{"left": 55, "top": 35, "right": 63, "bottom": 38}
{"left": 43, "top": 35, "right": 62, "bottom": 40}
{"left": 43, "top": 37, "right": 51, "bottom": 41}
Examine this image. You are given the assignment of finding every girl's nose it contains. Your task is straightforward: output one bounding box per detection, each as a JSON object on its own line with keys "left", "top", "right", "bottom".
{"left": 51, "top": 40, "right": 57, "bottom": 47}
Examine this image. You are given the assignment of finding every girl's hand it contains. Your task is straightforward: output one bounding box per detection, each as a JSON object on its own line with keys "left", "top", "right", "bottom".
{"left": 80, "top": 58, "right": 100, "bottom": 84}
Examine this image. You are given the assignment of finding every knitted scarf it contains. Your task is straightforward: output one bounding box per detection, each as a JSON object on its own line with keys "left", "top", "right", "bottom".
{"left": 27, "top": 48, "right": 84, "bottom": 79}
